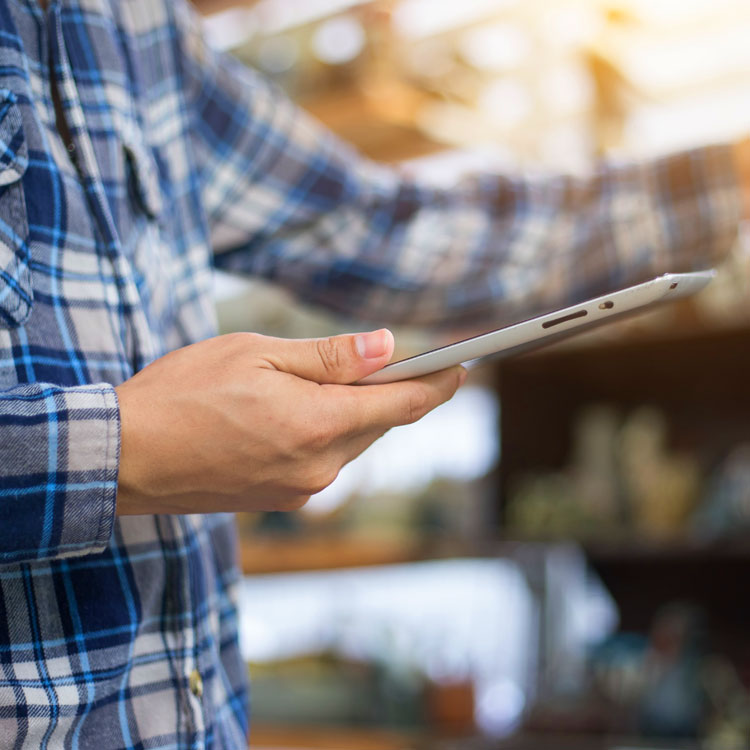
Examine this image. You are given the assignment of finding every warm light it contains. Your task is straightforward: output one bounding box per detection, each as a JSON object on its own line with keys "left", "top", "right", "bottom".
{"left": 257, "top": 36, "right": 299, "bottom": 74}
{"left": 478, "top": 79, "right": 532, "bottom": 129}
{"left": 614, "top": 0, "right": 743, "bottom": 26}
{"left": 540, "top": 5, "right": 600, "bottom": 49}
{"left": 202, "top": 8, "right": 256, "bottom": 52}
{"left": 311, "top": 16, "right": 366, "bottom": 65}
{"left": 392, "top": 0, "right": 518, "bottom": 40}
{"left": 540, "top": 63, "right": 593, "bottom": 115}
{"left": 458, "top": 23, "right": 531, "bottom": 72}
{"left": 253, "top": 0, "right": 370, "bottom": 36}
{"left": 403, "top": 40, "right": 454, "bottom": 79}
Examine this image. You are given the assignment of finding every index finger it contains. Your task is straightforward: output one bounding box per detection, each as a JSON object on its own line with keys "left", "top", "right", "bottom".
{"left": 329, "top": 366, "right": 467, "bottom": 435}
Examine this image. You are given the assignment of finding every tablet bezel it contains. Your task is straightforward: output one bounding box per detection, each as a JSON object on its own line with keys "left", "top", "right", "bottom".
{"left": 357, "top": 270, "right": 716, "bottom": 385}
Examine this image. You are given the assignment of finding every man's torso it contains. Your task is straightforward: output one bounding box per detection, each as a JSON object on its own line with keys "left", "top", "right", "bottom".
{"left": 0, "top": 2, "right": 248, "bottom": 746}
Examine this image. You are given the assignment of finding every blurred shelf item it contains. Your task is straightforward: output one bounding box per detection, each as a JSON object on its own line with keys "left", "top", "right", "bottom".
{"left": 240, "top": 534, "right": 419, "bottom": 574}
{"left": 496, "top": 318, "right": 750, "bottom": 677}
{"left": 250, "top": 724, "right": 419, "bottom": 748}
{"left": 488, "top": 732, "right": 700, "bottom": 750}
{"left": 194, "top": 0, "right": 259, "bottom": 15}
{"left": 580, "top": 535, "right": 750, "bottom": 563}
{"left": 298, "top": 85, "right": 445, "bottom": 162}
{"left": 498, "top": 323, "right": 750, "bottom": 502}
{"left": 197, "top": 0, "right": 604, "bottom": 172}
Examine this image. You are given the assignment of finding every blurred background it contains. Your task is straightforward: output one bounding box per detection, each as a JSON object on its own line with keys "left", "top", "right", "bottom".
{"left": 193, "top": 1, "right": 750, "bottom": 747}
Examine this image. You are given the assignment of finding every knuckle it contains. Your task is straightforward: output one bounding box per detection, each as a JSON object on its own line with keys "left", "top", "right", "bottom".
{"left": 227, "top": 331, "right": 257, "bottom": 346}
{"left": 404, "top": 388, "right": 430, "bottom": 424}
{"left": 332, "top": 388, "right": 358, "bottom": 428}
{"left": 316, "top": 338, "right": 343, "bottom": 378}
{"left": 223, "top": 331, "right": 261, "bottom": 357}
{"left": 305, "top": 414, "right": 336, "bottom": 450}
{"left": 302, "top": 392, "right": 348, "bottom": 449}
{"left": 303, "top": 464, "right": 339, "bottom": 495}
{"left": 278, "top": 495, "right": 311, "bottom": 512}
{"left": 284, "top": 461, "right": 339, "bottom": 497}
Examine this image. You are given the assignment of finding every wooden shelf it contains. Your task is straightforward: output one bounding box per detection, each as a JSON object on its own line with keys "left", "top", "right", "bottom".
{"left": 195, "top": 0, "right": 260, "bottom": 14}
{"left": 298, "top": 86, "right": 445, "bottom": 163}
{"left": 238, "top": 535, "right": 482, "bottom": 575}
{"left": 238, "top": 532, "right": 750, "bottom": 576}
{"left": 240, "top": 535, "right": 411, "bottom": 574}
{"left": 496, "top": 324, "right": 750, "bottom": 669}
{"left": 250, "top": 724, "right": 420, "bottom": 749}
{"left": 237, "top": 534, "right": 607, "bottom": 576}
{"left": 250, "top": 727, "right": 700, "bottom": 750}
{"left": 490, "top": 733, "right": 699, "bottom": 750}
{"left": 497, "top": 323, "right": 750, "bottom": 510}
{"left": 581, "top": 535, "right": 750, "bottom": 563}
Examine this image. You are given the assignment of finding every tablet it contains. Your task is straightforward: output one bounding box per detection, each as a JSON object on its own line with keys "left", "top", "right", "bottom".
{"left": 358, "top": 270, "right": 715, "bottom": 385}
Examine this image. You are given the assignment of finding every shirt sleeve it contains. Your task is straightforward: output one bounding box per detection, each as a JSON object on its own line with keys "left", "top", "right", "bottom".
{"left": 0, "top": 382, "right": 119, "bottom": 566}
{"left": 176, "top": 3, "right": 743, "bottom": 327}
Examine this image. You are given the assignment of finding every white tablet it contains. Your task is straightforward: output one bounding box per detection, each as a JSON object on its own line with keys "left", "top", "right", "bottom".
{"left": 358, "top": 270, "right": 715, "bottom": 385}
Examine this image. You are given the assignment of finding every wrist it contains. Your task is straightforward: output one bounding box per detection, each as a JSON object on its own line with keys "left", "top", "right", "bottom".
{"left": 115, "top": 383, "right": 155, "bottom": 515}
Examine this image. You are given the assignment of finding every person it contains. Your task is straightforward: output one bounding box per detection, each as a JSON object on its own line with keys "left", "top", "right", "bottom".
{"left": 0, "top": 0, "right": 748, "bottom": 746}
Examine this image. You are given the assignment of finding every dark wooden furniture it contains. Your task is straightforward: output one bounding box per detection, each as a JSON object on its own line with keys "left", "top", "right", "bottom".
{"left": 496, "top": 320, "right": 750, "bottom": 666}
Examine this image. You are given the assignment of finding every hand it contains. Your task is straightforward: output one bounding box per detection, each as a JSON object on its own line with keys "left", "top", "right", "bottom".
{"left": 115, "top": 329, "right": 465, "bottom": 515}
{"left": 733, "top": 137, "right": 750, "bottom": 220}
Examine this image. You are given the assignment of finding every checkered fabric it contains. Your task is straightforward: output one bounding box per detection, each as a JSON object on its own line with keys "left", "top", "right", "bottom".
{"left": 0, "top": 0, "right": 743, "bottom": 747}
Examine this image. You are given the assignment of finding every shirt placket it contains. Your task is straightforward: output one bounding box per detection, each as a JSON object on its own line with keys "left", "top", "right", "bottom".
{"left": 43, "top": 4, "right": 205, "bottom": 740}
{"left": 183, "top": 516, "right": 209, "bottom": 744}
{"left": 45, "top": 2, "right": 157, "bottom": 377}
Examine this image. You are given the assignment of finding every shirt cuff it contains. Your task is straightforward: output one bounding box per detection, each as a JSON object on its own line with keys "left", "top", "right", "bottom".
{"left": 0, "top": 383, "right": 120, "bottom": 566}
{"left": 58, "top": 384, "right": 120, "bottom": 560}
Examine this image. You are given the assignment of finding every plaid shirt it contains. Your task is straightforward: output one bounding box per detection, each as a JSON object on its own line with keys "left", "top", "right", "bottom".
{"left": 0, "top": 0, "right": 743, "bottom": 747}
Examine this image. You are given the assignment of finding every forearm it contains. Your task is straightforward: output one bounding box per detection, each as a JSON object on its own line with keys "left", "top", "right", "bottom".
{"left": 0, "top": 382, "right": 119, "bottom": 565}
{"left": 218, "top": 142, "right": 743, "bottom": 327}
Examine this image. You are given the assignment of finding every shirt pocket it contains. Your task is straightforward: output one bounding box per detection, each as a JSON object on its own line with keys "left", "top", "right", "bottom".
{"left": 0, "top": 89, "right": 32, "bottom": 328}
{"left": 123, "top": 132, "right": 163, "bottom": 222}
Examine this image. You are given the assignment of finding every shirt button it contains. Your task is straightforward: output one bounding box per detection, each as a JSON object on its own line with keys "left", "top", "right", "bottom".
{"left": 189, "top": 669, "right": 203, "bottom": 698}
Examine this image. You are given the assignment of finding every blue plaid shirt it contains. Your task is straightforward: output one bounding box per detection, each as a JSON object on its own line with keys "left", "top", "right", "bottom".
{"left": 0, "top": 0, "right": 743, "bottom": 747}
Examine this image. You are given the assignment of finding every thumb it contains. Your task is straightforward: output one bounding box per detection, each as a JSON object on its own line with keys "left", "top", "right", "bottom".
{"left": 264, "top": 329, "right": 395, "bottom": 384}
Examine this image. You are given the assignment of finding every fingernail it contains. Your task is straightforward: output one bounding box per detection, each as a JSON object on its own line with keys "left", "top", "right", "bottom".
{"left": 355, "top": 329, "right": 390, "bottom": 359}
{"left": 458, "top": 367, "right": 468, "bottom": 387}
